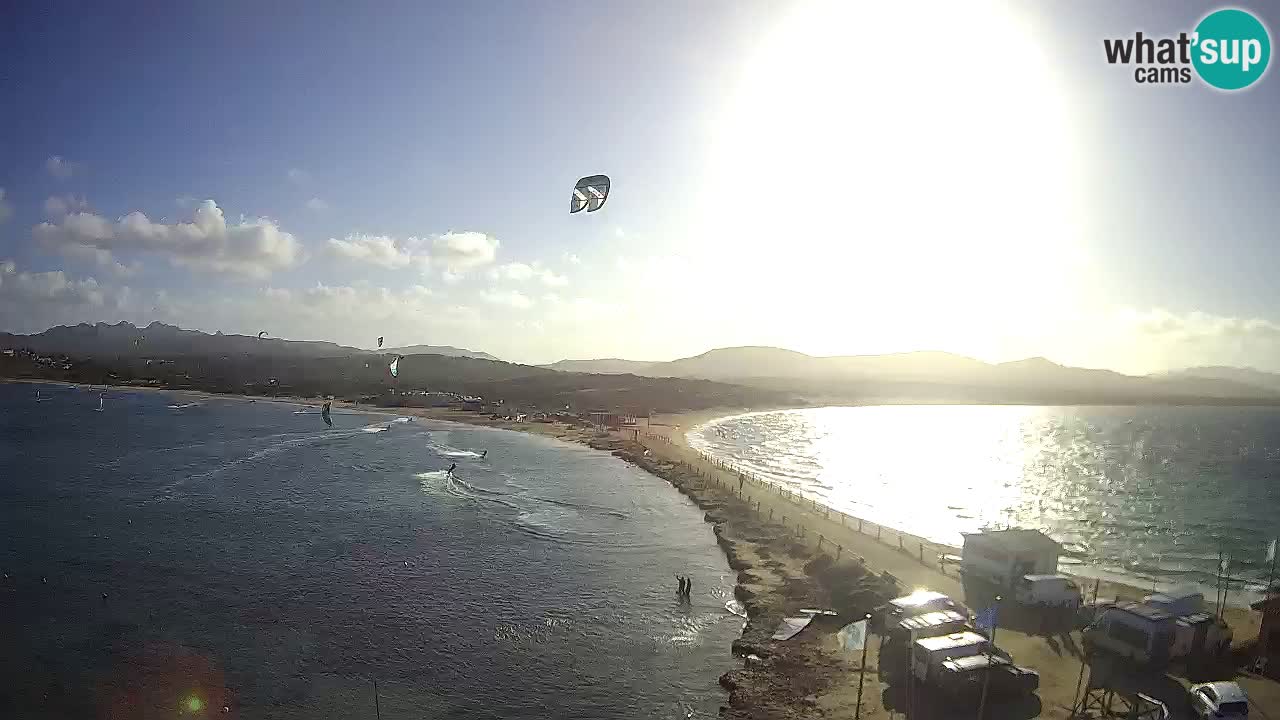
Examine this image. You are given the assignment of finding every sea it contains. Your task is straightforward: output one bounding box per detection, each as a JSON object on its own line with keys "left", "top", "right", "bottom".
{"left": 689, "top": 405, "right": 1280, "bottom": 606}
{"left": 0, "top": 382, "right": 740, "bottom": 719}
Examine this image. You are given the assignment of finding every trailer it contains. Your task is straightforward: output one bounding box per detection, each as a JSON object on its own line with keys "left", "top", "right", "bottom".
{"left": 1083, "top": 603, "right": 1175, "bottom": 668}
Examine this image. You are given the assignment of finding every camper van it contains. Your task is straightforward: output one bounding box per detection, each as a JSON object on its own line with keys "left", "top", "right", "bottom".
{"left": 873, "top": 590, "right": 966, "bottom": 633}
{"left": 909, "top": 632, "right": 1039, "bottom": 699}
{"left": 879, "top": 609, "right": 974, "bottom": 669}
{"left": 1172, "top": 612, "right": 1233, "bottom": 662}
{"left": 1083, "top": 603, "right": 1175, "bottom": 668}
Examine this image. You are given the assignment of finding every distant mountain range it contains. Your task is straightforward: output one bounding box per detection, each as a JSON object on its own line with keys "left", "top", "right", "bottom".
{"left": 6, "top": 322, "right": 1280, "bottom": 406}
{"left": 0, "top": 322, "right": 495, "bottom": 363}
{"left": 543, "top": 346, "right": 1280, "bottom": 404}
{"left": 381, "top": 344, "right": 500, "bottom": 362}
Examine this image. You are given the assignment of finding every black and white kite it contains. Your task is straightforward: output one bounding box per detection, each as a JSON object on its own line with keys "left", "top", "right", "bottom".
{"left": 377, "top": 336, "right": 384, "bottom": 348}
{"left": 570, "top": 175, "right": 610, "bottom": 214}
{"left": 257, "top": 331, "right": 267, "bottom": 340}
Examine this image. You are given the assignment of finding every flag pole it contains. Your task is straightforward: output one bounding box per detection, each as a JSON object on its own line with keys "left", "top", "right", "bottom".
{"left": 977, "top": 595, "right": 1001, "bottom": 720}
{"left": 1268, "top": 539, "right": 1278, "bottom": 594}
{"left": 1216, "top": 546, "right": 1224, "bottom": 618}
{"left": 855, "top": 613, "right": 871, "bottom": 720}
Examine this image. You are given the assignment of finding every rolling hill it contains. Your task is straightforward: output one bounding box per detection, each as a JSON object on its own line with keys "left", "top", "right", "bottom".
{"left": 381, "top": 344, "right": 501, "bottom": 361}
{"left": 544, "top": 346, "right": 1280, "bottom": 403}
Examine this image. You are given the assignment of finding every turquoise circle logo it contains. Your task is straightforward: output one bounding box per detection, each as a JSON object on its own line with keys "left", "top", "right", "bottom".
{"left": 1192, "top": 8, "right": 1271, "bottom": 90}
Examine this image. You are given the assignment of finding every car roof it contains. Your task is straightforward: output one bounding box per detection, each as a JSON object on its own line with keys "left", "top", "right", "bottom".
{"left": 890, "top": 590, "right": 950, "bottom": 609}
{"left": 916, "top": 631, "right": 988, "bottom": 651}
{"left": 1196, "top": 681, "right": 1247, "bottom": 703}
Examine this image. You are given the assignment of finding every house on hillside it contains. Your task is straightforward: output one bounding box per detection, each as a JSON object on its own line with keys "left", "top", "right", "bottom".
{"left": 960, "top": 529, "right": 1063, "bottom": 588}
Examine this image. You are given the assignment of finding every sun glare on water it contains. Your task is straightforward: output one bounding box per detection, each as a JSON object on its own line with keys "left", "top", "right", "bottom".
{"left": 699, "top": 0, "right": 1087, "bottom": 360}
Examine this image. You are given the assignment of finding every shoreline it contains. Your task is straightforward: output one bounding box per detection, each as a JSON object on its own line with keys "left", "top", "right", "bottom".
{"left": 680, "top": 409, "right": 1272, "bottom": 611}
{"left": 9, "top": 380, "right": 1278, "bottom": 715}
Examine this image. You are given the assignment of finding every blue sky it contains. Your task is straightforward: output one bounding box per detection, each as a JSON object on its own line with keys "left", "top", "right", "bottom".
{"left": 1, "top": 1, "right": 1278, "bottom": 371}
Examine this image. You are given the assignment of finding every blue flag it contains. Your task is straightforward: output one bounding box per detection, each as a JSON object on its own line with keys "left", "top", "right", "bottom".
{"left": 974, "top": 605, "right": 998, "bottom": 634}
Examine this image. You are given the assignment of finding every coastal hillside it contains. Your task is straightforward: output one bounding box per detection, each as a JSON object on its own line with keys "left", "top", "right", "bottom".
{"left": 539, "top": 358, "right": 657, "bottom": 374}
{"left": 547, "top": 346, "right": 1280, "bottom": 403}
{"left": 381, "top": 344, "right": 501, "bottom": 361}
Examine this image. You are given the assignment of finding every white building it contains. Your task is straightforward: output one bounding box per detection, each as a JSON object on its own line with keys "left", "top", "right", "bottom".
{"left": 960, "top": 529, "right": 1063, "bottom": 589}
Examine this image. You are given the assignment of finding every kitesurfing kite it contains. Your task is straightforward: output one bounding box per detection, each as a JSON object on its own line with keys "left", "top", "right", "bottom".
{"left": 389, "top": 356, "right": 400, "bottom": 378}
{"left": 257, "top": 331, "right": 267, "bottom": 340}
{"left": 570, "top": 175, "right": 610, "bottom": 214}
{"left": 321, "top": 401, "right": 333, "bottom": 428}
{"left": 377, "top": 336, "right": 384, "bottom": 348}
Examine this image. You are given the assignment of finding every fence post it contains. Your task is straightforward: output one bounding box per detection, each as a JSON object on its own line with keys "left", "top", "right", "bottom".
{"left": 898, "top": 535, "right": 904, "bottom": 550}
{"left": 859, "top": 518, "right": 863, "bottom": 533}
{"left": 876, "top": 526, "right": 881, "bottom": 540}
{"left": 919, "top": 543, "right": 924, "bottom": 564}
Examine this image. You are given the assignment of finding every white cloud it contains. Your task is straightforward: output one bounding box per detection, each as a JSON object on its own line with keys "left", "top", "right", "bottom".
{"left": 1093, "top": 307, "right": 1280, "bottom": 374}
{"left": 46, "top": 155, "right": 78, "bottom": 179}
{"left": 32, "top": 200, "right": 302, "bottom": 279}
{"left": 176, "top": 195, "right": 198, "bottom": 208}
{"left": 488, "top": 261, "right": 568, "bottom": 287}
{"left": 60, "top": 242, "right": 139, "bottom": 277}
{"left": 481, "top": 289, "right": 533, "bottom": 309}
{"left": 432, "top": 231, "right": 498, "bottom": 271}
{"left": 326, "top": 234, "right": 429, "bottom": 270}
{"left": 538, "top": 268, "right": 568, "bottom": 287}
{"left": 306, "top": 197, "right": 328, "bottom": 212}
{"left": 0, "top": 188, "right": 11, "bottom": 224}
{"left": 44, "top": 194, "right": 90, "bottom": 219}
{"left": 0, "top": 261, "right": 133, "bottom": 333}
{"left": 488, "top": 262, "right": 535, "bottom": 281}
{"left": 247, "top": 282, "right": 477, "bottom": 341}
{"left": 287, "top": 168, "right": 311, "bottom": 184}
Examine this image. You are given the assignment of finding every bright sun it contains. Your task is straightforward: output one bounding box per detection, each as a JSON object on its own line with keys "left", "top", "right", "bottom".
{"left": 696, "top": 0, "right": 1088, "bottom": 360}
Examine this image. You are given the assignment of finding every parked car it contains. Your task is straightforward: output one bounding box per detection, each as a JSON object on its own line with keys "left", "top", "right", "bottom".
{"left": 1189, "top": 681, "right": 1249, "bottom": 718}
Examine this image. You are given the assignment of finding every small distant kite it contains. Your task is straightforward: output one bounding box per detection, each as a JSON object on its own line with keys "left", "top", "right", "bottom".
{"left": 377, "top": 336, "right": 384, "bottom": 348}
{"left": 570, "top": 175, "right": 610, "bottom": 214}
{"left": 257, "top": 331, "right": 267, "bottom": 340}
{"left": 389, "top": 356, "right": 400, "bottom": 378}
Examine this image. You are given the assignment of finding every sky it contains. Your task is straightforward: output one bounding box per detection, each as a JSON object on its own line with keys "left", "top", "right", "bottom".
{"left": 1, "top": 0, "right": 1278, "bottom": 373}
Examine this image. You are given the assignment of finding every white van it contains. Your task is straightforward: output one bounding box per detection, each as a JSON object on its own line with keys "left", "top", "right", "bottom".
{"left": 1014, "top": 574, "right": 1082, "bottom": 608}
